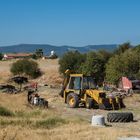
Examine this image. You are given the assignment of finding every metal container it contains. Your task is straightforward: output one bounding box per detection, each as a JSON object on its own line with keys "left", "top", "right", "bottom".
{"left": 38, "top": 98, "right": 44, "bottom": 106}
{"left": 34, "top": 97, "right": 39, "bottom": 105}
{"left": 91, "top": 115, "right": 105, "bottom": 126}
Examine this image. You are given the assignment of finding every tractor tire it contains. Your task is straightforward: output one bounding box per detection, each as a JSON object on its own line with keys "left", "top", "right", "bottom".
{"left": 85, "top": 98, "right": 94, "bottom": 109}
{"left": 107, "top": 112, "right": 133, "bottom": 122}
{"left": 67, "top": 93, "right": 79, "bottom": 108}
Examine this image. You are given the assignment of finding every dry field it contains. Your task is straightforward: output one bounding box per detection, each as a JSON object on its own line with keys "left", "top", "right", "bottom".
{"left": 0, "top": 59, "right": 140, "bottom": 140}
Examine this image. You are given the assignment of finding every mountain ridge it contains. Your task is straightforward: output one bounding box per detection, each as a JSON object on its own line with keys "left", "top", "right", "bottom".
{"left": 0, "top": 44, "right": 117, "bottom": 56}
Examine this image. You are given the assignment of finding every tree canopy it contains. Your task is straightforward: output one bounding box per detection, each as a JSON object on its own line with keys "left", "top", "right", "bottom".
{"left": 59, "top": 51, "right": 85, "bottom": 74}
{"left": 59, "top": 42, "right": 140, "bottom": 85}
{"left": 106, "top": 48, "right": 140, "bottom": 84}
{"left": 10, "top": 59, "right": 41, "bottom": 78}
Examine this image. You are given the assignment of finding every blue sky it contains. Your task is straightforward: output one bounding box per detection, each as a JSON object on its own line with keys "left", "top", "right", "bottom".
{"left": 0, "top": 0, "right": 140, "bottom": 46}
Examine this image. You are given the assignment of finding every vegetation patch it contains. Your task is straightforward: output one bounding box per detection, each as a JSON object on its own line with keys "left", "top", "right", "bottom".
{"left": 0, "top": 117, "right": 67, "bottom": 129}
{"left": 0, "top": 106, "right": 14, "bottom": 117}
{"left": 15, "top": 110, "right": 42, "bottom": 118}
{"left": 35, "top": 117, "right": 67, "bottom": 129}
{"left": 0, "top": 119, "right": 33, "bottom": 127}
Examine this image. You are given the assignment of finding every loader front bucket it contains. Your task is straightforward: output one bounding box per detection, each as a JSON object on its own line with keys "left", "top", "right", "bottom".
{"left": 99, "top": 98, "right": 113, "bottom": 110}
{"left": 99, "top": 97, "right": 125, "bottom": 110}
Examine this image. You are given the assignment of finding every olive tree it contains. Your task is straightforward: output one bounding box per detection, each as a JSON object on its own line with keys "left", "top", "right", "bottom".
{"left": 59, "top": 51, "right": 85, "bottom": 74}
{"left": 105, "top": 49, "right": 140, "bottom": 84}
{"left": 10, "top": 59, "right": 41, "bottom": 78}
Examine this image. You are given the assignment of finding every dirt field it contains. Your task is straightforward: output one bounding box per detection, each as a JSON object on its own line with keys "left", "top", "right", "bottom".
{"left": 0, "top": 59, "right": 140, "bottom": 140}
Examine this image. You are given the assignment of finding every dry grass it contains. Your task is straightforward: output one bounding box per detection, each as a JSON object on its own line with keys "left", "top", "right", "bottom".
{"left": 0, "top": 122, "right": 140, "bottom": 140}
{"left": 0, "top": 60, "right": 15, "bottom": 83}
{"left": 0, "top": 59, "right": 140, "bottom": 140}
{"left": 36, "top": 59, "right": 63, "bottom": 86}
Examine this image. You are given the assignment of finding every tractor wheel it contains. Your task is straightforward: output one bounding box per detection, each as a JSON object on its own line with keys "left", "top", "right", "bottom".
{"left": 67, "top": 93, "right": 79, "bottom": 108}
{"left": 107, "top": 112, "right": 133, "bottom": 122}
{"left": 85, "top": 98, "right": 94, "bottom": 109}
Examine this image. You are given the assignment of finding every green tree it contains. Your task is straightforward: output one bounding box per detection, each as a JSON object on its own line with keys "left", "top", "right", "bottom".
{"left": 105, "top": 55, "right": 123, "bottom": 84}
{"left": 0, "top": 53, "right": 3, "bottom": 60}
{"left": 133, "top": 44, "right": 140, "bottom": 52}
{"left": 59, "top": 50, "right": 112, "bottom": 83}
{"left": 10, "top": 59, "right": 41, "bottom": 78}
{"left": 80, "top": 51, "right": 109, "bottom": 83}
{"left": 106, "top": 49, "right": 140, "bottom": 84}
{"left": 35, "top": 49, "right": 44, "bottom": 58}
{"left": 32, "top": 54, "right": 38, "bottom": 60}
{"left": 59, "top": 51, "right": 85, "bottom": 74}
{"left": 114, "top": 42, "right": 132, "bottom": 55}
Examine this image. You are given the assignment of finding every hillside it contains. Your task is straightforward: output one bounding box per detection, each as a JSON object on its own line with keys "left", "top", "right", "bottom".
{"left": 0, "top": 44, "right": 117, "bottom": 56}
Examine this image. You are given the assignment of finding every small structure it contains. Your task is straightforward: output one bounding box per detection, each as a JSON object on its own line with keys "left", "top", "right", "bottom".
{"left": 49, "top": 50, "right": 57, "bottom": 58}
{"left": 91, "top": 115, "right": 105, "bottom": 126}
{"left": 3, "top": 53, "right": 33, "bottom": 60}
{"left": 44, "top": 50, "right": 58, "bottom": 59}
{"left": 50, "top": 50, "right": 55, "bottom": 56}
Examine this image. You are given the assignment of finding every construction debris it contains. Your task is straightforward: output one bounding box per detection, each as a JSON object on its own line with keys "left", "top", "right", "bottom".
{"left": 0, "top": 84, "right": 18, "bottom": 94}
{"left": 27, "top": 90, "right": 48, "bottom": 108}
{"left": 118, "top": 77, "right": 140, "bottom": 93}
{"left": 24, "top": 82, "right": 38, "bottom": 91}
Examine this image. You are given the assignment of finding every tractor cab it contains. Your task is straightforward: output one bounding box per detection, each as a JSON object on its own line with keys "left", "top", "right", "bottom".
{"left": 67, "top": 74, "right": 97, "bottom": 90}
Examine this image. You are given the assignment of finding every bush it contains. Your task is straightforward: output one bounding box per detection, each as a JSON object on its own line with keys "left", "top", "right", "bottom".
{"left": 35, "top": 49, "right": 44, "bottom": 58}
{"left": 0, "top": 106, "right": 14, "bottom": 116}
{"left": 0, "top": 119, "right": 32, "bottom": 127}
{"left": 32, "top": 54, "right": 38, "bottom": 60}
{"left": 15, "top": 110, "right": 42, "bottom": 118}
{"left": 35, "top": 117, "right": 67, "bottom": 129}
{"left": 10, "top": 59, "right": 42, "bottom": 78}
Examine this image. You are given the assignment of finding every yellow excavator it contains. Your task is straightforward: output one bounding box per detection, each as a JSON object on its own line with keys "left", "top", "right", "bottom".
{"left": 59, "top": 69, "right": 125, "bottom": 110}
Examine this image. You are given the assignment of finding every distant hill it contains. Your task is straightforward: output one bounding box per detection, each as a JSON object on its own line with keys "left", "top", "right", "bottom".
{"left": 0, "top": 44, "right": 117, "bottom": 56}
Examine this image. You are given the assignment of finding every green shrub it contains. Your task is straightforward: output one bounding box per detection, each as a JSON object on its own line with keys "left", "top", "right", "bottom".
{"left": 35, "top": 117, "right": 67, "bottom": 129}
{"left": 15, "top": 110, "right": 42, "bottom": 118}
{"left": 31, "top": 54, "right": 38, "bottom": 60}
{"left": 0, "top": 106, "right": 14, "bottom": 116}
{"left": 0, "top": 119, "right": 32, "bottom": 127}
{"left": 10, "top": 59, "right": 42, "bottom": 78}
{"left": 35, "top": 49, "right": 44, "bottom": 58}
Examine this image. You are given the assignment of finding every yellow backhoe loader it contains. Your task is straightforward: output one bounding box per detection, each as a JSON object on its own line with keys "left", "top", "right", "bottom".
{"left": 59, "top": 70, "right": 125, "bottom": 110}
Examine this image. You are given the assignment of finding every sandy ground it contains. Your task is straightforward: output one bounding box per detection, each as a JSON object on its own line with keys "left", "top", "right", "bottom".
{"left": 0, "top": 59, "right": 140, "bottom": 140}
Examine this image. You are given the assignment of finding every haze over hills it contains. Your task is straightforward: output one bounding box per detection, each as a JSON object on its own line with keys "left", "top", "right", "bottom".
{"left": 0, "top": 44, "right": 117, "bottom": 56}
